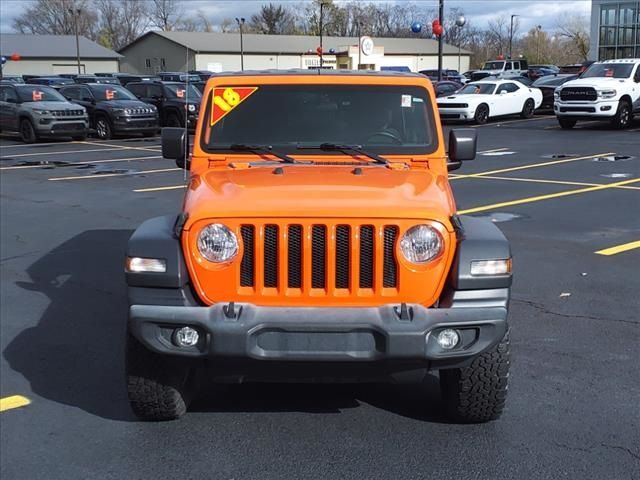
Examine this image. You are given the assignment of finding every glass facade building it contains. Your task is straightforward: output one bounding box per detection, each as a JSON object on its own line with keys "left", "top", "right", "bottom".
{"left": 591, "top": 1, "right": 640, "bottom": 60}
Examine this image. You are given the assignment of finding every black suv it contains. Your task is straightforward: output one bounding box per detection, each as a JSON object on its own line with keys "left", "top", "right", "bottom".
{"left": 59, "top": 83, "right": 158, "bottom": 139}
{"left": 126, "top": 81, "right": 201, "bottom": 129}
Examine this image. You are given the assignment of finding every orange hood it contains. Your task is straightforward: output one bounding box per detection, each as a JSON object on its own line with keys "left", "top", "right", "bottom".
{"left": 182, "top": 165, "right": 457, "bottom": 231}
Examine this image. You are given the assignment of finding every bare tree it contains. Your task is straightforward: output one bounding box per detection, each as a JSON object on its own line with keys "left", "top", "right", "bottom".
{"left": 12, "top": 0, "right": 97, "bottom": 39}
{"left": 95, "top": 0, "right": 149, "bottom": 50}
{"left": 249, "top": 3, "right": 297, "bottom": 34}
{"left": 149, "top": 0, "right": 183, "bottom": 31}
{"left": 556, "top": 13, "right": 590, "bottom": 61}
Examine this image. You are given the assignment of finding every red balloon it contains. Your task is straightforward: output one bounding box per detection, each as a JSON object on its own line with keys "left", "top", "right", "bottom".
{"left": 316, "top": 46, "right": 323, "bottom": 56}
{"left": 432, "top": 19, "right": 441, "bottom": 29}
{"left": 10, "top": 52, "right": 21, "bottom": 61}
{"left": 433, "top": 24, "right": 444, "bottom": 36}
{"left": 497, "top": 54, "right": 505, "bottom": 60}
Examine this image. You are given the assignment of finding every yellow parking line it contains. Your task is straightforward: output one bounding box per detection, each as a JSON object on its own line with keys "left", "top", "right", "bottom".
{"left": 78, "top": 140, "right": 161, "bottom": 153}
{"left": 0, "top": 155, "right": 162, "bottom": 171}
{"left": 134, "top": 184, "right": 187, "bottom": 192}
{"left": 450, "top": 152, "right": 614, "bottom": 180}
{"left": 458, "top": 178, "right": 640, "bottom": 214}
{"left": 595, "top": 240, "right": 640, "bottom": 256}
{"left": 478, "top": 147, "right": 509, "bottom": 154}
{"left": 449, "top": 174, "right": 640, "bottom": 191}
{"left": 0, "top": 395, "right": 30, "bottom": 412}
{"left": 48, "top": 167, "right": 179, "bottom": 181}
{"left": 470, "top": 116, "right": 552, "bottom": 128}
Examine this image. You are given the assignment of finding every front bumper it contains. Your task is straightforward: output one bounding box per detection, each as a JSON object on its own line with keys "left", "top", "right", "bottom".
{"left": 554, "top": 99, "right": 618, "bottom": 117}
{"left": 129, "top": 298, "right": 508, "bottom": 368}
{"left": 113, "top": 115, "right": 159, "bottom": 133}
{"left": 36, "top": 118, "right": 89, "bottom": 136}
{"left": 438, "top": 107, "right": 475, "bottom": 121}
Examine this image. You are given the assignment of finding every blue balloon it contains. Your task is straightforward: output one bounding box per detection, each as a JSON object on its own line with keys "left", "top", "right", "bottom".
{"left": 411, "top": 21, "right": 422, "bottom": 33}
{"left": 329, "top": 48, "right": 335, "bottom": 54}
{"left": 0, "top": 56, "right": 6, "bottom": 65}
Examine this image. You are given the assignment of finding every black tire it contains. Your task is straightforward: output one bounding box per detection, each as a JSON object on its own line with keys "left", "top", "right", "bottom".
{"left": 19, "top": 118, "right": 38, "bottom": 143}
{"left": 474, "top": 104, "right": 489, "bottom": 125}
{"left": 126, "top": 333, "right": 194, "bottom": 421}
{"left": 165, "top": 111, "right": 182, "bottom": 128}
{"left": 440, "top": 330, "right": 510, "bottom": 423}
{"left": 611, "top": 100, "right": 632, "bottom": 129}
{"left": 558, "top": 117, "right": 577, "bottom": 129}
{"left": 520, "top": 98, "right": 535, "bottom": 119}
{"left": 95, "top": 115, "right": 113, "bottom": 140}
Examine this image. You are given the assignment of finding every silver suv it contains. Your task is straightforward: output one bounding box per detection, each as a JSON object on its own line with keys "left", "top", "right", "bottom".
{"left": 0, "top": 84, "right": 89, "bottom": 143}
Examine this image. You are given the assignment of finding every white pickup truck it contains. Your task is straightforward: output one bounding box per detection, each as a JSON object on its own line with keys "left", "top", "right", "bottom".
{"left": 554, "top": 58, "right": 640, "bottom": 129}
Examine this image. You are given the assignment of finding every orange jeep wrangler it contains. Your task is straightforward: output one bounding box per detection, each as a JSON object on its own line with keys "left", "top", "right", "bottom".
{"left": 125, "top": 71, "right": 512, "bottom": 422}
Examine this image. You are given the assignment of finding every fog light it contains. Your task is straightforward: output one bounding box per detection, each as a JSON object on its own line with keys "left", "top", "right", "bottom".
{"left": 470, "top": 259, "right": 512, "bottom": 276}
{"left": 126, "top": 257, "right": 166, "bottom": 273}
{"left": 437, "top": 329, "right": 460, "bottom": 350}
{"left": 173, "top": 326, "right": 199, "bottom": 347}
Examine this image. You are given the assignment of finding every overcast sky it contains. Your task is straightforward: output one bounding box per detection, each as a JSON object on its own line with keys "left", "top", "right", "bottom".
{"left": 0, "top": 0, "right": 592, "bottom": 35}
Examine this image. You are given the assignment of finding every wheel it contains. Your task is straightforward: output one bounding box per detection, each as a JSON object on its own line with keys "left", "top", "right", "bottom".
{"left": 558, "top": 117, "right": 577, "bottom": 129}
{"left": 19, "top": 118, "right": 38, "bottom": 143}
{"left": 520, "top": 98, "right": 535, "bottom": 119}
{"left": 474, "top": 104, "right": 489, "bottom": 125}
{"left": 440, "top": 330, "right": 510, "bottom": 423}
{"left": 126, "top": 333, "right": 195, "bottom": 421}
{"left": 72, "top": 135, "right": 87, "bottom": 141}
{"left": 165, "top": 112, "right": 182, "bottom": 128}
{"left": 611, "top": 100, "right": 632, "bottom": 129}
{"left": 95, "top": 116, "right": 113, "bottom": 140}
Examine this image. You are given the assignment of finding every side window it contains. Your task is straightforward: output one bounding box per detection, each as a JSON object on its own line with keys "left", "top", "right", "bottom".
{"left": 0, "top": 87, "right": 8, "bottom": 102}
{"left": 148, "top": 85, "right": 164, "bottom": 98}
{"left": 505, "top": 62, "right": 513, "bottom": 71}
{"left": 513, "top": 61, "right": 520, "bottom": 70}
{"left": 127, "top": 84, "right": 144, "bottom": 97}
{"left": 634, "top": 65, "right": 640, "bottom": 82}
{"left": 62, "top": 87, "right": 79, "bottom": 100}
{"left": 505, "top": 83, "right": 519, "bottom": 93}
{"left": 79, "top": 87, "right": 94, "bottom": 102}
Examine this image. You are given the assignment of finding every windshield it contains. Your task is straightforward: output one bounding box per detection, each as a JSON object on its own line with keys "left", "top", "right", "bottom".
{"left": 483, "top": 61, "right": 505, "bottom": 70}
{"left": 459, "top": 83, "right": 496, "bottom": 94}
{"left": 165, "top": 83, "right": 202, "bottom": 100}
{"left": 94, "top": 78, "right": 120, "bottom": 85}
{"left": 581, "top": 63, "right": 634, "bottom": 79}
{"left": 16, "top": 85, "right": 66, "bottom": 102}
{"left": 88, "top": 84, "right": 137, "bottom": 100}
{"left": 202, "top": 84, "right": 436, "bottom": 155}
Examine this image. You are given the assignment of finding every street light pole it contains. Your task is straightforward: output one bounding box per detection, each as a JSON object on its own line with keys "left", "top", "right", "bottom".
{"left": 536, "top": 25, "right": 542, "bottom": 63}
{"left": 509, "top": 14, "right": 519, "bottom": 59}
{"left": 236, "top": 17, "right": 245, "bottom": 71}
{"left": 69, "top": 8, "right": 82, "bottom": 74}
{"left": 455, "top": 15, "right": 466, "bottom": 73}
{"left": 437, "top": 0, "right": 444, "bottom": 81}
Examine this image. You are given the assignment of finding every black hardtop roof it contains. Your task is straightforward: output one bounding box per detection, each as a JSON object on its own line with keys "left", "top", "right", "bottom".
{"left": 206, "top": 68, "right": 425, "bottom": 79}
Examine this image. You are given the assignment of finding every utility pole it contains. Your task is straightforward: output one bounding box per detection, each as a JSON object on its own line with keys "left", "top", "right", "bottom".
{"left": 509, "top": 14, "right": 519, "bottom": 59}
{"left": 319, "top": 2, "right": 328, "bottom": 68}
{"left": 69, "top": 8, "right": 82, "bottom": 74}
{"left": 235, "top": 17, "right": 245, "bottom": 71}
{"left": 437, "top": 0, "right": 444, "bottom": 81}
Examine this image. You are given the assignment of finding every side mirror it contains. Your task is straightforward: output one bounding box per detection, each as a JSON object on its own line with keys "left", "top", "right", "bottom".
{"left": 162, "top": 127, "right": 189, "bottom": 169}
{"left": 448, "top": 129, "right": 477, "bottom": 171}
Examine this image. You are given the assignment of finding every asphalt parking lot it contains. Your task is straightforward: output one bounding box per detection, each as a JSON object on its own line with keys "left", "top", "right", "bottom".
{"left": 1, "top": 114, "right": 639, "bottom": 480}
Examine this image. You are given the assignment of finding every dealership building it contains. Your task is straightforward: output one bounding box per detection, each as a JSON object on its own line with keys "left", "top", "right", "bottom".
{"left": 0, "top": 34, "right": 121, "bottom": 75}
{"left": 590, "top": 1, "right": 640, "bottom": 59}
{"left": 118, "top": 31, "right": 471, "bottom": 74}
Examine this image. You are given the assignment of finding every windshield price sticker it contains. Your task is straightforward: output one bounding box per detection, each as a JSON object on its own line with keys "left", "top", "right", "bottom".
{"left": 32, "top": 90, "right": 43, "bottom": 101}
{"left": 210, "top": 87, "right": 258, "bottom": 126}
{"left": 401, "top": 94, "right": 412, "bottom": 107}
{"left": 106, "top": 89, "right": 116, "bottom": 100}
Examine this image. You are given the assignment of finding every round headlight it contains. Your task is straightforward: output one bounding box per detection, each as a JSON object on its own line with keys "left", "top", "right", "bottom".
{"left": 400, "top": 225, "right": 443, "bottom": 264}
{"left": 197, "top": 224, "right": 238, "bottom": 263}
{"left": 187, "top": 104, "right": 196, "bottom": 112}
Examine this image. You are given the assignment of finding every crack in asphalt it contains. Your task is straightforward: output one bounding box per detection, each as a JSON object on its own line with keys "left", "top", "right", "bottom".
{"left": 600, "top": 443, "right": 640, "bottom": 461}
{"left": 512, "top": 298, "right": 638, "bottom": 325}
{"left": 552, "top": 442, "right": 640, "bottom": 462}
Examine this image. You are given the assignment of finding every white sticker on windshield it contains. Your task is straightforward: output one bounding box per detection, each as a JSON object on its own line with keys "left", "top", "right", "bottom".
{"left": 412, "top": 97, "right": 424, "bottom": 103}
{"left": 401, "top": 94, "right": 412, "bottom": 107}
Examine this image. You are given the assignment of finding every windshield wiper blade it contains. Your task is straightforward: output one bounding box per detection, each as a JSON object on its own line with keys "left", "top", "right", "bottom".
{"left": 209, "top": 144, "right": 297, "bottom": 163}
{"left": 298, "top": 143, "right": 388, "bottom": 165}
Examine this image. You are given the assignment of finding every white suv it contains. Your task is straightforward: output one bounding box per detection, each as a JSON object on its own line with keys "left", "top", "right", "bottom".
{"left": 554, "top": 58, "right": 640, "bottom": 129}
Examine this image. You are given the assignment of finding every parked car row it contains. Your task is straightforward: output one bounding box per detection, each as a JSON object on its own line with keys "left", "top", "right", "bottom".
{"left": 0, "top": 75, "right": 205, "bottom": 142}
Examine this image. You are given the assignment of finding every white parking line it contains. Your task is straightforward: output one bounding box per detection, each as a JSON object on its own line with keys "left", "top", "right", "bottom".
{"left": 48, "top": 167, "right": 180, "bottom": 181}
{"left": 470, "top": 116, "right": 552, "bottom": 128}
{"left": 134, "top": 185, "right": 187, "bottom": 192}
{"left": 3, "top": 147, "right": 136, "bottom": 158}
{"left": 0, "top": 155, "right": 162, "bottom": 171}
{"left": 78, "top": 140, "right": 161, "bottom": 153}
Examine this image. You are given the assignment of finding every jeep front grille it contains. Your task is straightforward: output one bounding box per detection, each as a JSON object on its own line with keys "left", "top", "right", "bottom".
{"left": 238, "top": 222, "right": 399, "bottom": 294}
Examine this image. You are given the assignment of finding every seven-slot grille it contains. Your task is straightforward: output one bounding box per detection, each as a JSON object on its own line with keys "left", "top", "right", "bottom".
{"left": 238, "top": 223, "right": 399, "bottom": 293}
{"left": 559, "top": 87, "right": 597, "bottom": 102}
{"left": 52, "top": 110, "right": 84, "bottom": 116}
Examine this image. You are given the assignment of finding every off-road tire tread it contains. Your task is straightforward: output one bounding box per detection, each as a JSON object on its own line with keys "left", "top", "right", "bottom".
{"left": 521, "top": 98, "right": 535, "bottom": 118}
{"left": 611, "top": 100, "right": 631, "bottom": 130}
{"left": 126, "top": 333, "right": 190, "bottom": 421}
{"left": 558, "top": 117, "right": 576, "bottom": 129}
{"left": 440, "top": 330, "right": 510, "bottom": 423}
